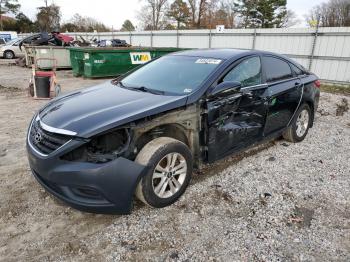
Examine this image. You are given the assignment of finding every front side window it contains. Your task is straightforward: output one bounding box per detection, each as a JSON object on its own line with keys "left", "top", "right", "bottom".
{"left": 263, "top": 56, "right": 293, "bottom": 82}
{"left": 222, "top": 56, "right": 262, "bottom": 87}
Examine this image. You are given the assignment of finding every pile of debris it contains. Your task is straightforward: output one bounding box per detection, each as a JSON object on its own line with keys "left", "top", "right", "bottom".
{"left": 93, "top": 39, "right": 130, "bottom": 47}
{"left": 14, "top": 32, "right": 130, "bottom": 67}
{"left": 18, "top": 32, "right": 130, "bottom": 49}
{"left": 19, "top": 32, "right": 75, "bottom": 50}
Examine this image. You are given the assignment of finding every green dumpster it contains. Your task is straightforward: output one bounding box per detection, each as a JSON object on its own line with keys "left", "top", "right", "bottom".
{"left": 68, "top": 47, "right": 185, "bottom": 78}
{"left": 69, "top": 48, "right": 86, "bottom": 76}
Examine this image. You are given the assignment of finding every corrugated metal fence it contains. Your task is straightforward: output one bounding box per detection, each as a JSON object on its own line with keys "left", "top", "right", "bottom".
{"left": 20, "top": 27, "right": 350, "bottom": 84}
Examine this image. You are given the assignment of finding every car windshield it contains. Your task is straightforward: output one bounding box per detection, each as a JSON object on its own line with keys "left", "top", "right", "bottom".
{"left": 5, "top": 38, "right": 19, "bottom": 45}
{"left": 119, "top": 55, "right": 222, "bottom": 95}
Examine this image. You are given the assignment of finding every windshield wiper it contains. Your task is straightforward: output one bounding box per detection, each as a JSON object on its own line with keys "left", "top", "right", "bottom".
{"left": 118, "top": 81, "right": 164, "bottom": 95}
{"left": 133, "top": 86, "right": 164, "bottom": 95}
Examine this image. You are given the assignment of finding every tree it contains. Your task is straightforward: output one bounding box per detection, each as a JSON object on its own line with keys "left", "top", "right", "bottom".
{"left": 15, "top": 12, "right": 36, "bottom": 32}
{"left": 121, "top": 19, "right": 135, "bottom": 31}
{"left": 63, "top": 13, "right": 110, "bottom": 32}
{"left": 138, "top": 0, "right": 169, "bottom": 30}
{"left": 280, "top": 9, "right": 300, "bottom": 28}
{"left": 0, "top": 0, "right": 20, "bottom": 30}
{"left": 214, "top": 0, "right": 240, "bottom": 28}
{"left": 187, "top": 0, "right": 209, "bottom": 28}
{"left": 1, "top": 15, "right": 16, "bottom": 30}
{"left": 60, "top": 22, "right": 79, "bottom": 32}
{"left": 36, "top": 3, "right": 61, "bottom": 32}
{"left": 236, "top": 0, "right": 288, "bottom": 28}
{"left": 306, "top": 0, "right": 350, "bottom": 27}
{"left": 167, "top": 0, "right": 190, "bottom": 29}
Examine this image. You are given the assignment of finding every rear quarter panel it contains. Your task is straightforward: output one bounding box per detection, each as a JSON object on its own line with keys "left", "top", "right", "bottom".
{"left": 300, "top": 74, "right": 320, "bottom": 125}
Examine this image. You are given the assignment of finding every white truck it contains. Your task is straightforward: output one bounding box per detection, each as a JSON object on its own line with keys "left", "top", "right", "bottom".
{"left": 0, "top": 31, "right": 18, "bottom": 45}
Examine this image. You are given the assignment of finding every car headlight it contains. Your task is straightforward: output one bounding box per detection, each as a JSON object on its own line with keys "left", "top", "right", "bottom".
{"left": 62, "top": 128, "right": 131, "bottom": 163}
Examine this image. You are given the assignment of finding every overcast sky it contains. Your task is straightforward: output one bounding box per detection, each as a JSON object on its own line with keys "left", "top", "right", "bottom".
{"left": 18, "top": 0, "right": 325, "bottom": 29}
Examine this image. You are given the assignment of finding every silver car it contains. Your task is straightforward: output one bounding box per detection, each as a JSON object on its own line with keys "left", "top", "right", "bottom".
{"left": 0, "top": 38, "right": 24, "bottom": 59}
{"left": 0, "top": 38, "right": 6, "bottom": 46}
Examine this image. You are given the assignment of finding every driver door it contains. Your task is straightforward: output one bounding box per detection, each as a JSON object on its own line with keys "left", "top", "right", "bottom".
{"left": 206, "top": 56, "right": 269, "bottom": 162}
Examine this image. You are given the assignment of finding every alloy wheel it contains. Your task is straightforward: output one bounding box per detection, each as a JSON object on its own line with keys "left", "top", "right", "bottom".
{"left": 295, "top": 109, "right": 310, "bottom": 137}
{"left": 152, "top": 152, "right": 187, "bottom": 198}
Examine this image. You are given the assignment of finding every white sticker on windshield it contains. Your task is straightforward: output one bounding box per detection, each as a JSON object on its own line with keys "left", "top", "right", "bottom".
{"left": 195, "top": 58, "right": 222, "bottom": 64}
{"left": 183, "top": 88, "right": 192, "bottom": 93}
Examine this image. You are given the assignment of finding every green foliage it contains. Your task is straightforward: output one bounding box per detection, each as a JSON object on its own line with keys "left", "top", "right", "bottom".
{"left": 121, "top": 19, "right": 135, "bottom": 31}
{"left": 0, "top": 0, "right": 20, "bottom": 30}
{"left": 60, "top": 22, "right": 79, "bottom": 32}
{"left": 1, "top": 18, "right": 15, "bottom": 30}
{"left": 15, "top": 12, "right": 37, "bottom": 32}
{"left": 237, "top": 0, "right": 287, "bottom": 28}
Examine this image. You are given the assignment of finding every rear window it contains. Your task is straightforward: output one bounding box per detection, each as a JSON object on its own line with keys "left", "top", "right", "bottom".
{"left": 263, "top": 56, "right": 293, "bottom": 82}
{"left": 290, "top": 63, "right": 303, "bottom": 76}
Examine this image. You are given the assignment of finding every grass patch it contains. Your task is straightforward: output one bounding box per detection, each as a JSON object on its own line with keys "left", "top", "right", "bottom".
{"left": 321, "top": 84, "right": 350, "bottom": 96}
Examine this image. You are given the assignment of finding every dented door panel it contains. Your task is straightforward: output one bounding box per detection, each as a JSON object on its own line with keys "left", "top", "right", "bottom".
{"left": 264, "top": 79, "right": 302, "bottom": 135}
{"left": 207, "top": 86, "right": 268, "bottom": 162}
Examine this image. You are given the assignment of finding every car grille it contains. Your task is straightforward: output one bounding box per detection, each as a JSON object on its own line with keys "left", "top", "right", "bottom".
{"left": 29, "top": 120, "right": 71, "bottom": 155}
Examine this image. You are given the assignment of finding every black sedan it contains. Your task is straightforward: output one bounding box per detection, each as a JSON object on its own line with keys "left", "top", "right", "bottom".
{"left": 27, "top": 49, "right": 320, "bottom": 214}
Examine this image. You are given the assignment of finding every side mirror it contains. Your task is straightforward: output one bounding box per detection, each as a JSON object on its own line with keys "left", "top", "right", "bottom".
{"left": 210, "top": 81, "right": 242, "bottom": 97}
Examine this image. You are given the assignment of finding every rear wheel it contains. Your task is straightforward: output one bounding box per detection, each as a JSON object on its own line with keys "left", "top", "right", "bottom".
{"left": 54, "top": 84, "right": 61, "bottom": 97}
{"left": 135, "top": 137, "right": 192, "bottom": 208}
{"left": 4, "top": 50, "right": 15, "bottom": 59}
{"left": 283, "top": 104, "right": 312, "bottom": 142}
{"left": 29, "top": 83, "right": 34, "bottom": 97}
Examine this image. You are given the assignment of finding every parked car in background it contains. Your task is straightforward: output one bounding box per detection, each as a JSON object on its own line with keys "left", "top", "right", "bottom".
{"left": 0, "top": 38, "right": 6, "bottom": 46}
{"left": 0, "top": 31, "right": 18, "bottom": 42}
{"left": 0, "top": 38, "right": 24, "bottom": 59}
{"left": 26, "top": 49, "right": 320, "bottom": 214}
{"left": 1, "top": 34, "right": 41, "bottom": 59}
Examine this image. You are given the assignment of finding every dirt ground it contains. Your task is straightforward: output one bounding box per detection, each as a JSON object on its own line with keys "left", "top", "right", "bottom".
{"left": 0, "top": 60, "right": 349, "bottom": 262}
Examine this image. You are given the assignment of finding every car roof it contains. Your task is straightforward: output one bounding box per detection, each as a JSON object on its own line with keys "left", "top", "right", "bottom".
{"left": 171, "top": 48, "right": 262, "bottom": 60}
{"left": 171, "top": 48, "right": 300, "bottom": 66}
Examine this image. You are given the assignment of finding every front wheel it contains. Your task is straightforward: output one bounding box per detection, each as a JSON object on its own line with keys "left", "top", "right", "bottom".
{"left": 135, "top": 137, "right": 192, "bottom": 208}
{"left": 283, "top": 103, "right": 312, "bottom": 142}
{"left": 3, "top": 50, "right": 15, "bottom": 59}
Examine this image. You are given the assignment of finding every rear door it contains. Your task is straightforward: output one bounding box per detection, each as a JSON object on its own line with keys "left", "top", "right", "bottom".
{"left": 262, "top": 56, "right": 303, "bottom": 136}
{"left": 206, "top": 56, "right": 269, "bottom": 162}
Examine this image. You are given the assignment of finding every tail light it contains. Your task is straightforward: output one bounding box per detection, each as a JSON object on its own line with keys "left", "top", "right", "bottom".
{"left": 314, "top": 80, "right": 321, "bottom": 88}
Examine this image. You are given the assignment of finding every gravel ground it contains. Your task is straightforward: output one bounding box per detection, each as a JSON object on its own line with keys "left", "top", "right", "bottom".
{"left": 0, "top": 61, "right": 349, "bottom": 261}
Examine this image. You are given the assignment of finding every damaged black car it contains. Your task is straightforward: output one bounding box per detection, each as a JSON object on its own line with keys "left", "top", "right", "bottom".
{"left": 27, "top": 49, "right": 320, "bottom": 214}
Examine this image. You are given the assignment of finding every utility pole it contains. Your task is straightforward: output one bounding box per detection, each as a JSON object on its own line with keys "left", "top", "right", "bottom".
{"left": 0, "top": 0, "right": 3, "bottom": 31}
{"left": 309, "top": 15, "right": 320, "bottom": 71}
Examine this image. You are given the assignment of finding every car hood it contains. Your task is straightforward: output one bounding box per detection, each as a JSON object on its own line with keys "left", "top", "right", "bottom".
{"left": 39, "top": 81, "right": 188, "bottom": 138}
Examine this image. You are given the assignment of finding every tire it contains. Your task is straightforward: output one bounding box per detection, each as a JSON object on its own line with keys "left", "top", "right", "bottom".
{"left": 283, "top": 103, "right": 312, "bottom": 143}
{"left": 4, "top": 50, "right": 15, "bottom": 59}
{"left": 54, "top": 84, "right": 61, "bottom": 97}
{"left": 29, "top": 83, "right": 34, "bottom": 97}
{"left": 135, "top": 137, "right": 193, "bottom": 208}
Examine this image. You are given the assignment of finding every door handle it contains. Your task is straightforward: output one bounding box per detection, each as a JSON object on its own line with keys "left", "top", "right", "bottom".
{"left": 244, "top": 91, "right": 253, "bottom": 98}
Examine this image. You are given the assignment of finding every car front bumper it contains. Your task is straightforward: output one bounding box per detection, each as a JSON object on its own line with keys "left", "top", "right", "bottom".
{"left": 27, "top": 139, "right": 147, "bottom": 214}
